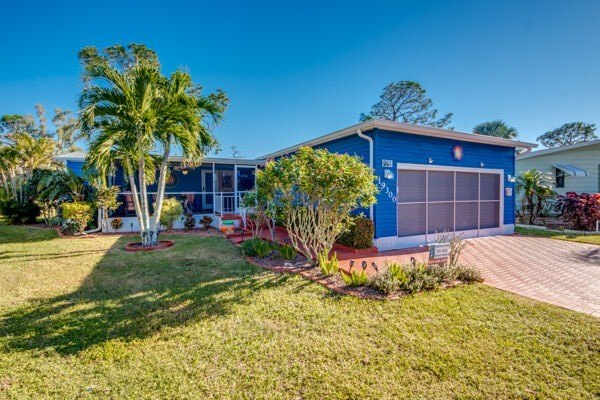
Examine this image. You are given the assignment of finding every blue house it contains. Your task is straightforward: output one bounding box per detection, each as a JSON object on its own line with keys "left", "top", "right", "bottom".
{"left": 57, "top": 120, "right": 536, "bottom": 249}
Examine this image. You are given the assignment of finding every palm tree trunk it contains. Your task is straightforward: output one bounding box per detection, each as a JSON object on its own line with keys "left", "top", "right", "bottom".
{"left": 125, "top": 158, "right": 146, "bottom": 243}
{"left": 150, "top": 138, "right": 171, "bottom": 246}
{"left": 137, "top": 156, "right": 152, "bottom": 246}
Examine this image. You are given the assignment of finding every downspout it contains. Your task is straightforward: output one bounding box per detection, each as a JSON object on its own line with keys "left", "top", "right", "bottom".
{"left": 83, "top": 209, "right": 103, "bottom": 234}
{"left": 357, "top": 128, "right": 374, "bottom": 220}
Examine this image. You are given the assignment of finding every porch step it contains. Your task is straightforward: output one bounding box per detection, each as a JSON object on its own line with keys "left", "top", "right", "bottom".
{"left": 220, "top": 213, "right": 243, "bottom": 221}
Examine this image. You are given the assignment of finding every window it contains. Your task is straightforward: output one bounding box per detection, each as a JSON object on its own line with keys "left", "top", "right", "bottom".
{"left": 555, "top": 168, "right": 565, "bottom": 188}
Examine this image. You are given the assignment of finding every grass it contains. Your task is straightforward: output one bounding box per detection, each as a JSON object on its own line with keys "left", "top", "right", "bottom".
{"left": 0, "top": 226, "right": 598, "bottom": 399}
{"left": 515, "top": 225, "right": 600, "bottom": 245}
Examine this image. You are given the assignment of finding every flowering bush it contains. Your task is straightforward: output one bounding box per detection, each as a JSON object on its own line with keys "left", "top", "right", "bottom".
{"left": 555, "top": 192, "right": 600, "bottom": 231}
{"left": 62, "top": 202, "right": 94, "bottom": 234}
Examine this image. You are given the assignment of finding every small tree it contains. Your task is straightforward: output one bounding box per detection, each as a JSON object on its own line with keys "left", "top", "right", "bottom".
{"left": 537, "top": 122, "right": 597, "bottom": 148}
{"left": 359, "top": 81, "right": 453, "bottom": 129}
{"left": 159, "top": 198, "right": 183, "bottom": 231}
{"left": 241, "top": 180, "right": 277, "bottom": 240}
{"left": 259, "top": 147, "right": 377, "bottom": 265}
{"left": 95, "top": 185, "right": 121, "bottom": 231}
{"left": 516, "top": 170, "right": 555, "bottom": 225}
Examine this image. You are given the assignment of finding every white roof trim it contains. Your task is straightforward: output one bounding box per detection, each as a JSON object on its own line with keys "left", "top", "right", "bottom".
{"left": 53, "top": 152, "right": 264, "bottom": 165}
{"left": 517, "top": 139, "right": 600, "bottom": 160}
{"left": 553, "top": 164, "right": 589, "bottom": 177}
{"left": 258, "top": 119, "right": 537, "bottom": 159}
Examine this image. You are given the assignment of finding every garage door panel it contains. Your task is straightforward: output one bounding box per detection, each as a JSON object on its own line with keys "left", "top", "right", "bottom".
{"left": 397, "top": 170, "right": 426, "bottom": 203}
{"left": 427, "top": 202, "right": 454, "bottom": 234}
{"left": 456, "top": 172, "right": 479, "bottom": 201}
{"left": 456, "top": 202, "right": 478, "bottom": 231}
{"left": 480, "top": 174, "right": 500, "bottom": 200}
{"left": 480, "top": 202, "right": 500, "bottom": 229}
{"left": 397, "top": 203, "right": 426, "bottom": 237}
{"left": 397, "top": 167, "right": 502, "bottom": 238}
{"left": 428, "top": 171, "right": 454, "bottom": 202}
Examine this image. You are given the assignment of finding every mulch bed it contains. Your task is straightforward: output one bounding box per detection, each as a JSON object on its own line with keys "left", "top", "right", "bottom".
{"left": 125, "top": 240, "right": 174, "bottom": 252}
{"left": 244, "top": 253, "right": 394, "bottom": 300}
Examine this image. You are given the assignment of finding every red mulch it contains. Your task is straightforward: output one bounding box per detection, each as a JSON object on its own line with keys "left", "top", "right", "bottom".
{"left": 125, "top": 240, "right": 174, "bottom": 252}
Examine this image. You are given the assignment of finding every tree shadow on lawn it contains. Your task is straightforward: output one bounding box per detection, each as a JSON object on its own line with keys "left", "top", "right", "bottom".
{"left": 0, "top": 235, "right": 289, "bottom": 355}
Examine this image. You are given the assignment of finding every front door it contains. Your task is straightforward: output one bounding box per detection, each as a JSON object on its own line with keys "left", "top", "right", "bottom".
{"left": 202, "top": 170, "right": 213, "bottom": 212}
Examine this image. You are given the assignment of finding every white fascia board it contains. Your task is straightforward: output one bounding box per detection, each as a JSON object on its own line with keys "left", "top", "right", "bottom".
{"left": 517, "top": 139, "right": 600, "bottom": 160}
{"left": 258, "top": 120, "right": 537, "bottom": 159}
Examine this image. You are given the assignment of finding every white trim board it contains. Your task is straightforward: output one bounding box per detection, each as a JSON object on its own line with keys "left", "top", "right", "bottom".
{"left": 258, "top": 120, "right": 537, "bottom": 159}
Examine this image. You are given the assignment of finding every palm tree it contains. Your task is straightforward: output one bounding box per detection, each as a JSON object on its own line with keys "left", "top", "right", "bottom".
{"left": 79, "top": 59, "right": 227, "bottom": 246}
{"left": 473, "top": 120, "right": 518, "bottom": 139}
{"left": 516, "top": 170, "right": 555, "bottom": 224}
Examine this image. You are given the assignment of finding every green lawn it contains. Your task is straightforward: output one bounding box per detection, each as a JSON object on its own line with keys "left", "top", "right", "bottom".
{"left": 516, "top": 225, "right": 600, "bottom": 245}
{"left": 0, "top": 226, "right": 598, "bottom": 399}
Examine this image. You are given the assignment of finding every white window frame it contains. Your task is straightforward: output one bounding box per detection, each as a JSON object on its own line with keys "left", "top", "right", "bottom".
{"left": 396, "top": 163, "right": 504, "bottom": 244}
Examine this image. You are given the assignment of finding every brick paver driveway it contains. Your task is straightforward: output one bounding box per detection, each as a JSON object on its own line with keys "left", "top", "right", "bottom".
{"left": 461, "top": 235, "right": 600, "bottom": 316}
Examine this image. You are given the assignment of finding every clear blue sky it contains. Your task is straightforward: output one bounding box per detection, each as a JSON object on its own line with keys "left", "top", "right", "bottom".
{"left": 1, "top": 0, "right": 599, "bottom": 157}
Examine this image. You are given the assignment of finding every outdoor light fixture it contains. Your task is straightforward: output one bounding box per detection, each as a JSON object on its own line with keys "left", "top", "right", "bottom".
{"left": 182, "top": 169, "right": 188, "bottom": 175}
{"left": 428, "top": 158, "right": 434, "bottom": 164}
{"left": 480, "top": 162, "right": 485, "bottom": 167}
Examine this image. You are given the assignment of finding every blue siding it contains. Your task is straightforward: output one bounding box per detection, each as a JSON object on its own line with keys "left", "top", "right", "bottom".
{"left": 66, "top": 161, "right": 84, "bottom": 177}
{"left": 372, "top": 129, "right": 516, "bottom": 239}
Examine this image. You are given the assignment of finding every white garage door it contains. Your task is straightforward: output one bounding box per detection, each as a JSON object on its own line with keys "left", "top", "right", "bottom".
{"left": 397, "top": 164, "right": 503, "bottom": 243}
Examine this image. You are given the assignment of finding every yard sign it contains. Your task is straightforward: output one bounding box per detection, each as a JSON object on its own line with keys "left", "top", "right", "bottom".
{"left": 429, "top": 243, "right": 450, "bottom": 264}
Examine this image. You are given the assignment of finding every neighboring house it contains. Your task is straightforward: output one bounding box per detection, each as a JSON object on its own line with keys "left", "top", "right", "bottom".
{"left": 57, "top": 119, "right": 536, "bottom": 250}
{"left": 516, "top": 139, "right": 600, "bottom": 197}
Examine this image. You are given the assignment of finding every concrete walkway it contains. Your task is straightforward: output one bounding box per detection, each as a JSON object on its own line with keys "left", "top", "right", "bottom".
{"left": 461, "top": 235, "right": 600, "bottom": 317}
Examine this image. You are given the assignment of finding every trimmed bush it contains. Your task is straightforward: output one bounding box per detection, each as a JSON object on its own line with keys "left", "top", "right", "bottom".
{"left": 555, "top": 192, "right": 600, "bottom": 231}
{"left": 62, "top": 202, "right": 93, "bottom": 234}
{"left": 159, "top": 198, "right": 183, "bottom": 230}
{"left": 337, "top": 217, "right": 374, "bottom": 249}
{"left": 455, "top": 265, "right": 483, "bottom": 283}
{"left": 369, "top": 262, "right": 409, "bottom": 295}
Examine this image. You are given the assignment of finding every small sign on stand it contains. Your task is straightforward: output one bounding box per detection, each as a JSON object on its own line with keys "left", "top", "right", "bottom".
{"left": 428, "top": 242, "right": 450, "bottom": 265}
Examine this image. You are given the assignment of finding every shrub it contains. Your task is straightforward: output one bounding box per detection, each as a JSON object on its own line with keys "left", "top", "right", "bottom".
{"left": 200, "top": 215, "right": 213, "bottom": 230}
{"left": 369, "top": 262, "right": 409, "bottom": 295}
{"left": 111, "top": 217, "right": 123, "bottom": 230}
{"left": 427, "top": 263, "right": 459, "bottom": 282}
{"left": 240, "top": 238, "right": 272, "bottom": 258}
{"left": 254, "top": 240, "right": 273, "bottom": 258}
{"left": 370, "top": 269, "right": 401, "bottom": 294}
{"left": 159, "top": 198, "right": 183, "bottom": 230}
{"left": 555, "top": 192, "right": 600, "bottom": 231}
{"left": 278, "top": 244, "right": 297, "bottom": 260}
{"left": 402, "top": 263, "right": 440, "bottom": 294}
{"left": 62, "top": 202, "right": 93, "bottom": 234}
{"left": 240, "top": 238, "right": 261, "bottom": 256}
{"left": 455, "top": 265, "right": 483, "bottom": 283}
{"left": 318, "top": 252, "right": 339, "bottom": 276}
{"left": 337, "top": 216, "right": 374, "bottom": 249}
{"left": 340, "top": 270, "right": 369, "bottom": 287}
{"left": 0, "top": 198, "right": 40, "bottom": 224}
{"left": 183, "top": 212, "right": 196, "bottom": 230}
{"left": 434, "top": 231, "right": 468, "bottom": 267}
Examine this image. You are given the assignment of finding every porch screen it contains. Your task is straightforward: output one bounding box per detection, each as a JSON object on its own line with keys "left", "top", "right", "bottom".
{"left": 397, "top": 168, "right": 501, "bottom": 237}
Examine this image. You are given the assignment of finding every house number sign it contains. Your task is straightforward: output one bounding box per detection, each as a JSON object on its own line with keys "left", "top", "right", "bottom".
{"left": 377, "top": 176, "right": 397, "bottom": 204}
{"left": 382, "top": 159, "right": 393, "bottom": 167}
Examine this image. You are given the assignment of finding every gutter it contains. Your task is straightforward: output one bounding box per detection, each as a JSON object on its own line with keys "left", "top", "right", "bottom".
{"left": 356, "top": 128, "right": 374, "bottom": 220}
